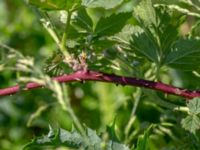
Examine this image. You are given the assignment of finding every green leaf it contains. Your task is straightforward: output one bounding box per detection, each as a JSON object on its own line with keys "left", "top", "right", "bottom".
{"left": 187, "top": 98, "right": 200, "bottom": 115}
{"left": 130, "top": 27, "right": 160, "bottom": 63}
{"left": 82, "top": 0, "right": 124, "bottom": 9}
{"left": 106, "top": 118, "right": 119, "bottom": 142}
{"left": 107, "top": 141, "right": 130, "bottom": 150}
{"left": 131, "top": 0, "right": 184, "bottom": 66}
{"left": 181, "top": 98, "right": 200, "bottom": 134}
{"left": 135, "top": 125, "right": 152, "bottom": 150}
{"left": 27, "top": 0, "right": 81, "bottom": 10}
{"left": 134, "top": 0, "right": 156, "bottom": 27}
{"left": 86, "top": 128, "right": 101, "bottom": 149}
{"left": 163, "top": 38, "right": 200, "bottom": 70}
{"left": 94, "top": 13, "right": 131, "bottom": 36}
{"left": 114, "top": 24, "right": 136, "bottom": 44}
{"left": 71, "top": 8, "right": 93, "bottom": 32}
{"left": 24, "top": 126, "right": 130, "bottom": 149}
{"left": 24, "top": 127, "right": 83, "bottom": 149}
{"left": 181, "top": 115, "right": 200, "bottom": 134}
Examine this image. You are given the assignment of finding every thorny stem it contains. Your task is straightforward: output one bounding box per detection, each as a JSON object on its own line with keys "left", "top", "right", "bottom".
{"left": 1, "top": 70, "right": 200, "bottom": 99}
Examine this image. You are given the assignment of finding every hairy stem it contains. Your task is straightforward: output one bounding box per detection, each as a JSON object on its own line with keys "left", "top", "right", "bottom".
{"left": 0, "top": 70, "right": 200, "bottom": 99}
{"left": 61, "top": 11, "right": 72, "bottom": 52}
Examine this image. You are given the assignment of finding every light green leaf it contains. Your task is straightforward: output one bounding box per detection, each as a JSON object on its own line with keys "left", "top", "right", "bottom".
{"left": 86, "top": 128, "right": 101, "bottom": 149}
{"left": 134, "top": 0, "right": 156, "bottom": 27}
{"left": 114, "top": 24, "right": 136, "bottom": 44}
{"left": 187, "top": 98, "right": 200, "bottom": 115}
{"left": 181, "top": 115, "right": 200, "bottom": 134}
{"left": 107, "top": 141, "right": 130, "bottom": 150}
{"left": 94, "top": 13, "right": 131, "bottom": 36}
{"left": 163, "top": 38, "right": 200, "bottom": 70}
{"left": 82, "top": 0, "right": 123, "bottom": 9}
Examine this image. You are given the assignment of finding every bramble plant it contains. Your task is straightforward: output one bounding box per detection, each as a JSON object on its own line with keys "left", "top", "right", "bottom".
{"left": 1, "top": 0, "right": 200, "bottom": 149}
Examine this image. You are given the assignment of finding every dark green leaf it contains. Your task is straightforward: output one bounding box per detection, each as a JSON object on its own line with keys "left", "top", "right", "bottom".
{"left": 163, "top": 38, "right": 200, "bottom": 70}
{"left": 130, "top": 27, "right": 160, "bottom": 63}
{"left": 71, "top": 8, "right": 93, "bottom": 32}
{"left": 94, "top": 13, "right": 131, "bottom": 36}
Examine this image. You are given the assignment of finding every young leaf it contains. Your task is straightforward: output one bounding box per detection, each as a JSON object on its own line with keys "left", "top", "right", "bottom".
{"left": 181, "top": 98, "right": 200, "bottom": 134}
{"left": 82, "top": 0, "right": 123, "bottom": 9}
{"left": 181, "top": 115, "right": 200, "bottom": 134}
{"left": 187, "top": 98, "right": 200, "bottom": 115}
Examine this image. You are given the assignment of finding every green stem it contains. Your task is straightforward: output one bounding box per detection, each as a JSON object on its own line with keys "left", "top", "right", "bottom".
{"left": 60, "top": 11, "right": 72, "bottom": 57}
{"left": 61, "top": 85, "right": 86, "bottom": 137}
{"left": 125, "top": 88, "right": 142, "bottom": 144}
{"left": 42, "top": 12, "right": 60, "bottom": 46}
{"left": 67, "top": 107, "right": 86, "bottom": 136}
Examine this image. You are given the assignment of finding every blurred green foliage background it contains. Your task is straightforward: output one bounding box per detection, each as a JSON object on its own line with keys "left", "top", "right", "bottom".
{"left": 1, "top": 0, "right": 200, "bottom": 150}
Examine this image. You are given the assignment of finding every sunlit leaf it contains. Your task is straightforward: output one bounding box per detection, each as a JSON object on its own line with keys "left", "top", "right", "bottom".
{"left": 82, "top": 0, "right": 123, "bottom": 9}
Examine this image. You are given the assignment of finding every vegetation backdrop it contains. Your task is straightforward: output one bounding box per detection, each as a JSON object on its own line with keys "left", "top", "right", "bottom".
{"left": 1, "top": 0, "right": 200, "bottom": 149}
